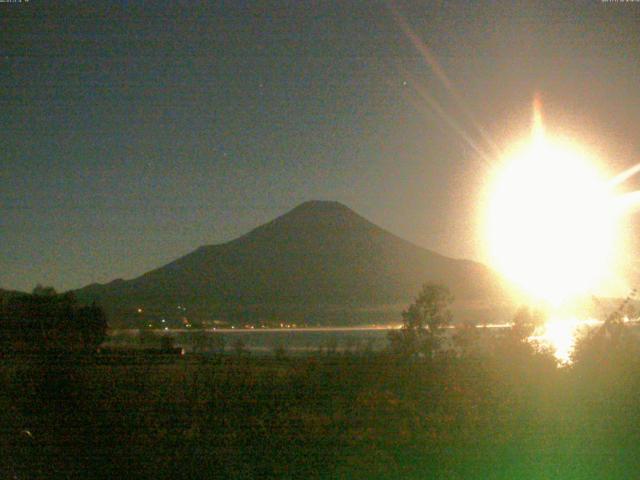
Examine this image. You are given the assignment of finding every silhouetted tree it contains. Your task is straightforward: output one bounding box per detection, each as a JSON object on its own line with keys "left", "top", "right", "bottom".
{"left": 76, "top": 302, "right": 108, "bottom": 350}
{"left": 572, "top": 298, "right": 639, "bottom": 376}
{"left": 490, "top": 306, "right": 543, "bottom": 360}
{"left": 452, "top": 320, "right": 480, "bottom": 356}
{"left": 508, "top": 305, "right": 544, "bottom": 341}
{"left": 32, "top": 284, "right": 57, "bottom": 297}
{"left": 0, "top": 287, "right": 108, "bottom": 352}
{"left": 388, "top": 284, "right": 453, "bottom": 358}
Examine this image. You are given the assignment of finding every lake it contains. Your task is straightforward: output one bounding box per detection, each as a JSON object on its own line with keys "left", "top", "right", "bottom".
{"left": 106, "top": 324, "right": 515, "bottom": 355}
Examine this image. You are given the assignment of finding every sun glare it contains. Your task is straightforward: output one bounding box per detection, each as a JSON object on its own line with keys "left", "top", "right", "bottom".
{"left": 531, "top": 317, "right": 603, "bottom": 363}
{"left": 484, "top": 104, "right": 621, "bottom": 305}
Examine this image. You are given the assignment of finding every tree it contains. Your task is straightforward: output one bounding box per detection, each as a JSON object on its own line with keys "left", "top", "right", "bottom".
{"left": 76, "top": 302, "right": 108, "bottom": 350}
{"left": 388, "top": 284, "right": 453, "bottom": 358}
{"left": 453, "top": 320, "right": 481, "bottom": 356}
{"left": 1, "top": 288, "right": 108, "bottom": 352}
{"left": 508, "top": 305, "right": 544, "bottom": 342}
{"left": 32, "top": 284, "right": 58, "bottom": 297}
{"left": 571, "top": 293, "right": 639, "bottom": 374}
{"left": 491, "top": 305, "right": 548, "bottom": 363}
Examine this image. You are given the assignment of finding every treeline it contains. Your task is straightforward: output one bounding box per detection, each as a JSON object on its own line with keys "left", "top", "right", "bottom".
{"left": 0, "top": 285, "right": 108, "bottom": 352}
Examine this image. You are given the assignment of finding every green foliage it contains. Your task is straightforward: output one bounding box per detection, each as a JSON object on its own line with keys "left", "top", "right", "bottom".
{"left": 572, "top": 291, "right": 639, "bottom": 374}
{"left": 452, "top": 320, "right": 481, "bottom": 355}
{"left": 572, "top": 316, "right": 640, "bottom": 377}
{"left": 388, "top": 283, "right": 453, "bottom": 357}
{"left": 510, "top": 305, "right": 544, "bottom": 340}
{"left": 3, "top": 323, "right": 640, "bottom": 478}
{"left": 4, "top": 286, "right": 640, "bottom": 478}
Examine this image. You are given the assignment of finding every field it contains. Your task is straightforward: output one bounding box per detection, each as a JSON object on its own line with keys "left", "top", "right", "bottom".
{"left": 2, "top": 328, "right": 640, "bottom": 479}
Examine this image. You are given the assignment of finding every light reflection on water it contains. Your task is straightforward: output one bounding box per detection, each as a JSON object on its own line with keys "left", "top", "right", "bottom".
{"left": 530, "top": 318, "right": 587, "bottom": 363}
{"left": 108, "top": 320, "right": 635, "bottom": 361}
{"left": 530, "top": 317, "right": 636, "bottom": 364}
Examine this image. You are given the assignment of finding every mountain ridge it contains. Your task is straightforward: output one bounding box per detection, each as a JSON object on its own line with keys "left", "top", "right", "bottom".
{"left": 75, "top": 201, "right": 514, "bottom": 326}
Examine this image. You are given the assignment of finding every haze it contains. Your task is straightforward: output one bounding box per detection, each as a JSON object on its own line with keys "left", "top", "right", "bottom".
{"left": 2, "top": 1, "right": 640, "bottom": 292}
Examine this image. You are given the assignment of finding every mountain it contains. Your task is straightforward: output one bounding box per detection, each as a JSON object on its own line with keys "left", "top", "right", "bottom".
{"left": 74, "top": 201, "right": 515, "bottom": 326}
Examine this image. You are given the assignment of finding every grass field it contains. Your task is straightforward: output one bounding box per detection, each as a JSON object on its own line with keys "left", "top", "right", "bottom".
{"left": 2, "top": 332, "right": 640, "bottom": 479}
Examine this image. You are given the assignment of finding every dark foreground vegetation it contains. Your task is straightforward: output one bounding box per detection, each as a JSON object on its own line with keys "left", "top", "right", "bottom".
{"left": 1, "top": 286, "right": 640, "bottom": 478}
{"left": 0, "top": 286, "right": 107, "bottom": 353}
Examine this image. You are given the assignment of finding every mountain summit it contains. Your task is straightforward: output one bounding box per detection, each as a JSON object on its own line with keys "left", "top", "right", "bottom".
{"left": 75, "top": 201, "right": 512, "bottom": 326}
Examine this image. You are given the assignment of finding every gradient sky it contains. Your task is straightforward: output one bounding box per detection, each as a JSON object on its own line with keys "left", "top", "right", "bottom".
{"left": 2, "top": 0, "right": 640, "bottom": 292}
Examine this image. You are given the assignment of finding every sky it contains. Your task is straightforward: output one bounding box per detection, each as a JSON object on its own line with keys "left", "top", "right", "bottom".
{"left": 2, "top": 0, "right": 640, "bottom": 292}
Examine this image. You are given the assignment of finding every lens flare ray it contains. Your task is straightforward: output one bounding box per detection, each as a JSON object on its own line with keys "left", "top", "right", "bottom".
{"left": 609, "top": 162, "right": 640, "bottom": 187}
{"left": 389, "top": 1, "right": 501, "bottom": 158}
{"left": 402, "top": 71, "right": 494, "bottom": 168}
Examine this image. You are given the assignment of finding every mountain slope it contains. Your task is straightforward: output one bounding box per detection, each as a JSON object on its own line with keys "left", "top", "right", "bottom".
{"left": 75, "top": 201, "right": 513, "bottom": 325}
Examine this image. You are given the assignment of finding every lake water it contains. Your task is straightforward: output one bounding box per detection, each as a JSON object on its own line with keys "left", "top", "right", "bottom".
{"left": 106, "top": 325, "right": 510, "bottom": 355}
{"left": 106, "top": 319, "right": 640, "bottom": 361}
{"left": 107, "top": 326, "right": 397, "bottom": 354}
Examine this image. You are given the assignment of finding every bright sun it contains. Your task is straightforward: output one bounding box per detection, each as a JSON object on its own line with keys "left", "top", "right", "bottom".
{"left": 484, "top": 104, "right": 620, "bottom": 305}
